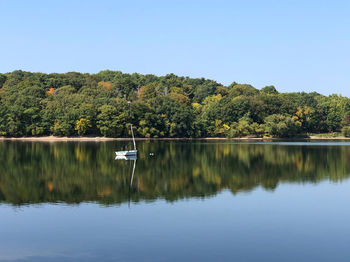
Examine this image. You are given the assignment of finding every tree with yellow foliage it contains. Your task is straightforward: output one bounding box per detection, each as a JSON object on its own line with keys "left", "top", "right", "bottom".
{"left": 75, "top": 118, "right": 92, "bottom": 136}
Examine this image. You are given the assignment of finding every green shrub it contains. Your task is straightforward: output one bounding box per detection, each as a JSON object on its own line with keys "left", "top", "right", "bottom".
{"left": 264, "top": 114, "right": 302, "bottom": 138}
{"left": 226, "top": 117, "right": 265, "bottom": 138}
{"left": 342, "top": 126, "right": 350, "bottom": 137}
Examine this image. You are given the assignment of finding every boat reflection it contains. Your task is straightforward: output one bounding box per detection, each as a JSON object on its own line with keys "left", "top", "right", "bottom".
{"left": 115, "top": 154, "right": 137, "bottom": 187}
{"left": 115, "top": 153, "right": 138, "bottom": 207}
{"left": 115, "top": 155, "right": 137, "bottom": 161}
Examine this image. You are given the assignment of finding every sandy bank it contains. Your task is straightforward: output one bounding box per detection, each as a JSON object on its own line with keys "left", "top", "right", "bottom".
{"left": 1, "top": 135, "right": 350, "bottom": 142}
{"left": 0, "top": 136, "right": 258, "bottom": 142}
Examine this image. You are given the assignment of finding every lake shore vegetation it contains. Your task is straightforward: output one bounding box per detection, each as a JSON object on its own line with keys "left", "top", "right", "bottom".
{"left": 1, "top": 70, "right": 350, "bottom": 138}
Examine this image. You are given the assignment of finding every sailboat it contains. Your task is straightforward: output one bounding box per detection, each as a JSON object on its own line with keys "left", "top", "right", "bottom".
{"left": 115, "top": 124, "right": 137, "bottom": 157}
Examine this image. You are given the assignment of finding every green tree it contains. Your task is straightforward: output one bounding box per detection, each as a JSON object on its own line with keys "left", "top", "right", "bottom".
{"left": 75, "top": 118, "right": 92, "bottom": 135}
{"left": 0, "top": 73, "right": 6, "bottom": 88}
{"left": 264, "top": 114, "right": 302, "bottom": 138}
{"left": 261, "top": 85, "right": 278, "bottom": 94}
{"left": 97, "top": 104, "right": 127, "bottom": 137}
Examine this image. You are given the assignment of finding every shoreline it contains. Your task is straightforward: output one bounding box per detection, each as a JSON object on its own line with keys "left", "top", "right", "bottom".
{"left": 1, "top": 135, "right": 350, "bottom": 142}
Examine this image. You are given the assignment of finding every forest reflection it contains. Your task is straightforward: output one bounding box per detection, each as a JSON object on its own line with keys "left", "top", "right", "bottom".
{"left": 0, "top": 141, "right": 350, "bottom": 206}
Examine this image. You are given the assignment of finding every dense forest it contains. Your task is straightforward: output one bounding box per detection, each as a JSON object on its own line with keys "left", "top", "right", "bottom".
{"left": 1, "top": 70, "right": 350, "bottom": 138}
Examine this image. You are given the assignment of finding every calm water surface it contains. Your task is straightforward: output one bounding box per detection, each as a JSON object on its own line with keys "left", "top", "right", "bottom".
{"left": 1, "top": 140, "right": 350, "bottom": 261}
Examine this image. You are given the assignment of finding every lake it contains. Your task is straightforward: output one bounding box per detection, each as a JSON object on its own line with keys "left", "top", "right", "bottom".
{"left": 1, "top": 140, "right": 350, "bottom": 261}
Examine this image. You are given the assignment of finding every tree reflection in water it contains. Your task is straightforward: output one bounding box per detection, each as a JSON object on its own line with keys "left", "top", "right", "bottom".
{"left": 0, "top": 141, "right": 350, "bottom": 206}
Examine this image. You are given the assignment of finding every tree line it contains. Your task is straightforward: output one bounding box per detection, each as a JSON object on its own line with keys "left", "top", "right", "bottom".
{"left": 1, "top": 70, "right": 350, "bottom": 138}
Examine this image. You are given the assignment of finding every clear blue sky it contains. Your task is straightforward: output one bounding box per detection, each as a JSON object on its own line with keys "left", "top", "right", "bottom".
{"left": 0, "top": 0, "right": 349, "bottom": 96}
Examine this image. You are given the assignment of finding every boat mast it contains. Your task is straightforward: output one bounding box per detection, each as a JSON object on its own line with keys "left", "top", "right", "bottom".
{"left": 130, "top": 124, "right": 136, "bottom": 150}
{"left": 127, "top": 100, "right": 136, "bottom": 151}
{"left": 130, "top": 159, "right": 136, "bottom": 186}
